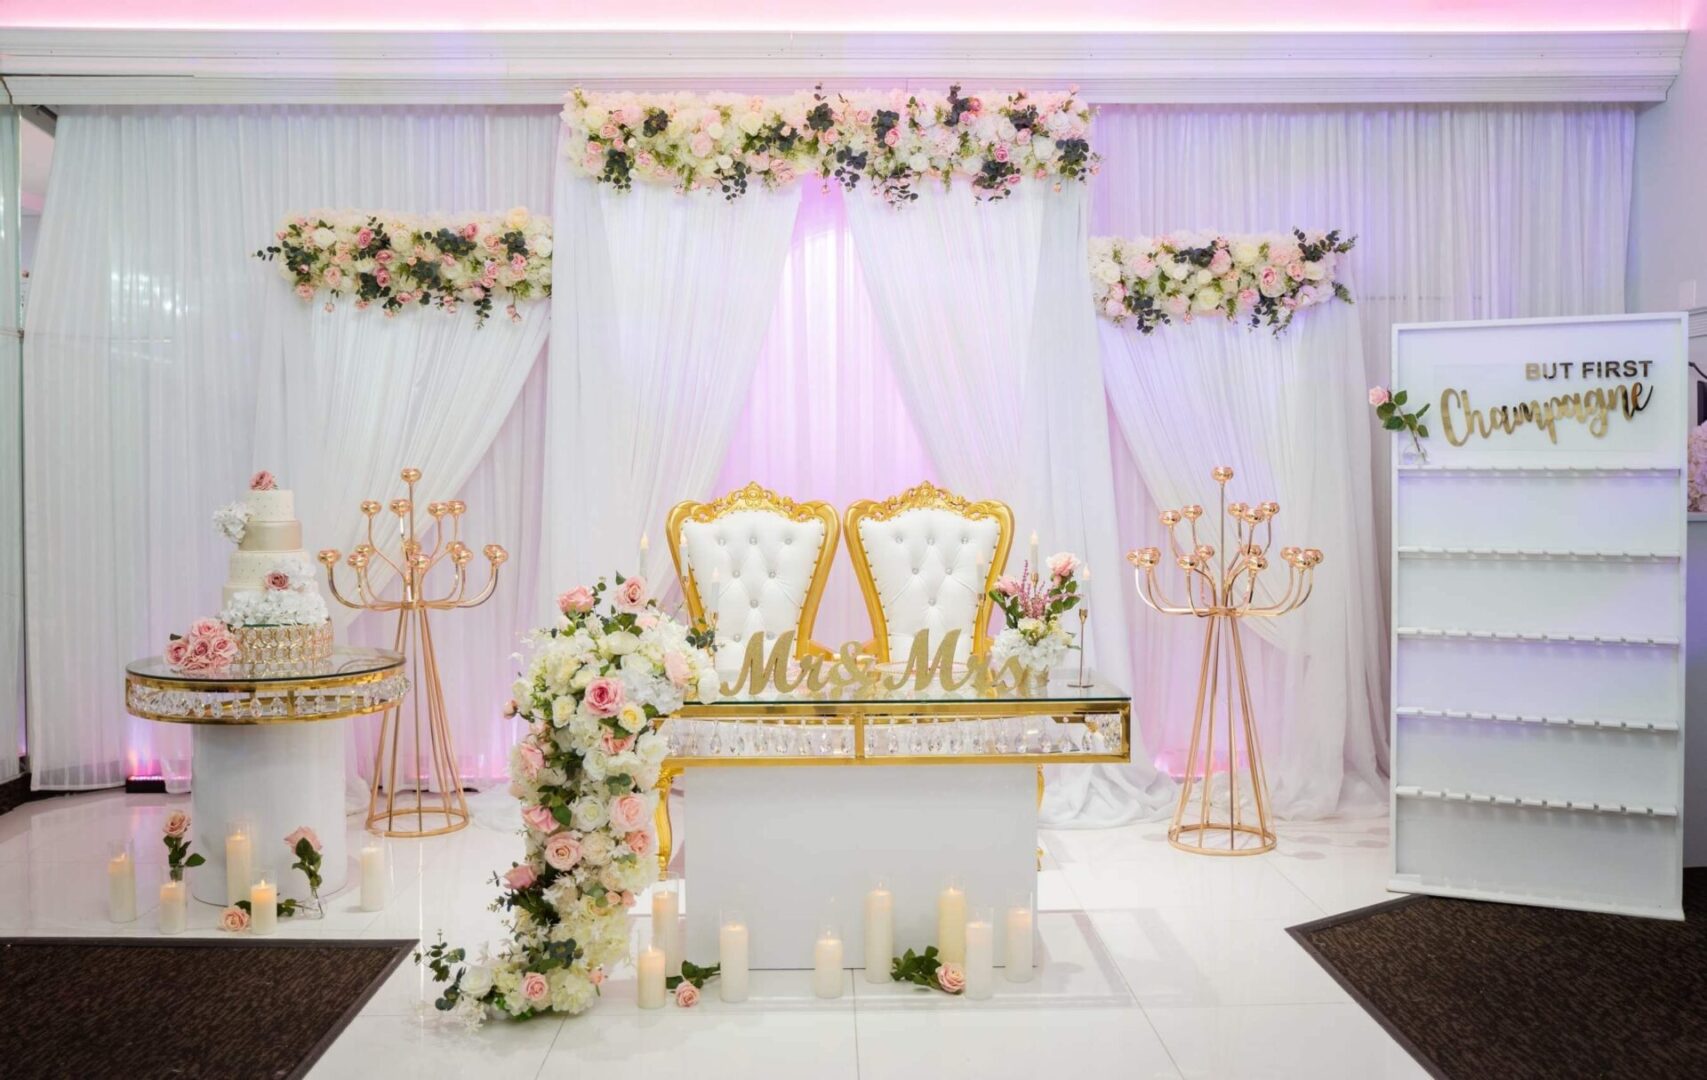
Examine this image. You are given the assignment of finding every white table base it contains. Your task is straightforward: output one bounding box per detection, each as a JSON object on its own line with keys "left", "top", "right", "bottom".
{"left": 683, "top": 764, "right": 1037, "bottom": 971}
{"left": 190, "top": 722, "right": 348, "bottom": 906}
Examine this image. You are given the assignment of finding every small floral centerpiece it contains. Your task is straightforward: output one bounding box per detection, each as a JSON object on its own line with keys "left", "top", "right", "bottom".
{"left": 165, "top": 618, "right": 240, "bottom": 675}
{"left": 161, "top": 810, "right": 205, "bottom": 883}
{"left": 417, "top": 573, "right": 718, "bottom": 1027}
{"left": 1370, "top": 385, "right": 1430, "bottom": 462}
{"left": 212, "top": 502, "right": 252, "bottom": 545}
{"left": 988, "top": 552, "right": 1082, "bottom": 681}
{"left": 285, "top": 826, "right": 325, "bottom": 918}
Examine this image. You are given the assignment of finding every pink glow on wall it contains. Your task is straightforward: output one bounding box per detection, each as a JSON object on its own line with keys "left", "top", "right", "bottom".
{"left": 0, "top": 0, "right": 1682, "bottom": 31}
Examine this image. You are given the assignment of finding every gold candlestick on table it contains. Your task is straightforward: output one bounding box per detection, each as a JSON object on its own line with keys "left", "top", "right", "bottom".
{"left": 319, "top": 467, "right": 506, "bottom": 838}
{"left": 1127, "top": 466, "right": 1321, "bottom": 856}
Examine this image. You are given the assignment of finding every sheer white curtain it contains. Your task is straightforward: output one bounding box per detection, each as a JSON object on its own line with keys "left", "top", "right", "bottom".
{"left": 1091, "top": 104, "right": 1634, "bottom": 816}
{"left": 1102, "top": 305, "right": 1386, "bottom": 817}
{"left": 716, "top": 186, "right": 937, "bottom": 645}
{"left": 23, "top": 105, "right": 559, "bottom": 790}
{"left": 0, "top": 108, "right": 22, "bottom": 782}
{"left": 544, "top": 164, "right": 799, "bottom": 602}
{"left": 254, "top": 296, "right": 547, "bottom": 631}
{"left": 847, "top": 183, "right": 1174, "bottom": 827}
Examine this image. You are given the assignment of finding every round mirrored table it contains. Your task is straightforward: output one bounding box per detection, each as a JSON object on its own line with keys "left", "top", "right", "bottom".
{"left": 125, "top": 647, "right": 407, "bottom": 904}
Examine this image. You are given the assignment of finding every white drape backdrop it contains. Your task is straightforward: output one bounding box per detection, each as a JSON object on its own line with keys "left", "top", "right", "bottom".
{"left": 846, "top": 183, "right": 1175, "bottom": 826}
{"left": 1090, "top": 104, "right": 1634, "bottom": 815}
{"left": 0, "top": 107, "right": 22, "bottom": 782}
{"left": 1102, "top": 304, "right": 1386, "bottom": 817}
{"left": 23, "top": 105, "right": 560, "bottom": 790}
{"left": 544, "top": 164, "right": 799, "bottom": 603}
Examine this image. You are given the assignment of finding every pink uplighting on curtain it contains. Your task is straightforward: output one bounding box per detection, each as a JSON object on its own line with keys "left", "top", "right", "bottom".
{"left": 716, "top": 186, "right": 937, "bottom": 647}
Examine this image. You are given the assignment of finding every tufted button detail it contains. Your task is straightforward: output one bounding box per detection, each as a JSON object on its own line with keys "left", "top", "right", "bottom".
{"left": 785, "top": 536, "right": 794, "bottom": 545}
{"left": 717, "top": 537, "right": 726, "bottom": 546}
{"left": 732, "top": 570, "right": 740, "bottom": 578}
{"left": 749, "top": 537, "right": 758, "bottom": 545}
{"left": 768, "top": 570, "right": 777, "bottom": 578}
{"left": 750, "top": 600, "right": 759, "bottom": 609}
{"left": 912, "top": 568, "right": 920, "bottom": 575}
{"left": 927, "top": 536, "right": 935, "bottom": 545}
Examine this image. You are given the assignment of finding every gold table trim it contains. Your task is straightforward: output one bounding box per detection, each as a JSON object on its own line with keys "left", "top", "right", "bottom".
{"left": 125, "top": 659, "right": 407, "bottom": 726}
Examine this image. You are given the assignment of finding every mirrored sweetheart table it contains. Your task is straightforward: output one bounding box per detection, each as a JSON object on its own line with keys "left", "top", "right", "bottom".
{"left": 659, "top": 672, "right": 1132, "bottom": 970}
{"left": 124, "top": 647, "right": 408, "bottom": 905}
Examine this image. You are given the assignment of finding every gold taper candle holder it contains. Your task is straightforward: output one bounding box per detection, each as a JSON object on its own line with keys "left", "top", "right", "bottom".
{"left": 320, "top": 467, "right": 506, "bottom": 838}
{"left": 1128, "top": 466, "right": 1321, "bottom": 856}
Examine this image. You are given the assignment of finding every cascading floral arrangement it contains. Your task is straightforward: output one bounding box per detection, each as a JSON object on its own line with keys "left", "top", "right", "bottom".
{"left": 255, "top": 208, "right": 553, "bottom": 324}
{"left": 419, "top": 574, "right": 719, "bottom": 1027}
{"left": 562, "top": 85, "right": 1096, "bottom": 205}
{"left": 1090, "top": 229, "right": 1355, "bottom": 334}
{"left": 988, "top": 552, "right": 1082, "bottom": 674}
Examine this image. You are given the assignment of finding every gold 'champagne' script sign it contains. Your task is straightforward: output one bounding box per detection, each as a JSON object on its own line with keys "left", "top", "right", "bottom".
{"left": 1439, "top": 359, "right": 1655, "bottom": 446}
{"left": 719, "top": 629, "right": 1036, "bottom": 697}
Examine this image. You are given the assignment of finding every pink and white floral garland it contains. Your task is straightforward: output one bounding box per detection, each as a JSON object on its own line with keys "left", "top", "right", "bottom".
{"left": 256, "top": 208, "right": 552, "bottom": 325}
{"left": 1090, "top": 230, "right": 1355, "bottom": 334}
{"left": 419, "top": 574, "right": 719, "bottom": 1026}
{"left": 562, "top": 85, "right": 1096, "bottom": 205}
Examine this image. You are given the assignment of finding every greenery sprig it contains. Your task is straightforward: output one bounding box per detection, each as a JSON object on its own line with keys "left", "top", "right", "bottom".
{"left": 1370, "top": 386, "right": 1430, "bottom": 462}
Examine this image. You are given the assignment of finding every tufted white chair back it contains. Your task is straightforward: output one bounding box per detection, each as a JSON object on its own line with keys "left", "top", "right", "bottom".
{"left": 846, "top": 483, "right": 1013, "bottom": 664}
{"left": 668, "top": 483, "right": 840, "bottom": 668}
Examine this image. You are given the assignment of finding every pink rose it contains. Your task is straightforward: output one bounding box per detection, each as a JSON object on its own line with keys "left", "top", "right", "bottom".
{"left": 1368, "top": 386, "right": 1391, "bottom": 407}
{"left": 590, "top": 967, "right": 606, "bottom": 987}
{"left": 883, "top": 128, "right": 900, "bottom": 147}
{"left": 608, "top": 793, "right": 649, "bottom": 833}
{"left": 189, "top": 639, "right": 213, "bottom": 663}
{"left": 355, "top": 227, "right": 374, "bottom": 248}
{"left": 612, "top": 576, "right": 649, "bottom": 613}
{"left": 993, "top": 143, "right": 1011, "bottom": 163}
{"left": 558, "top": 586, "right": 595, "bottom": 614}
{"left": 219, "top": 905, "right": 250, "bottom": 932}
{"left": 265, "top": 571, "right": 291, "bottom": 591}
{"left": 662, "top": 651, "right": 691, "bottom": 689}
{"left": 504, "top": 863, "right": 538, "bottom": 890}
{"left": 690, "top": 132, "right": 714, "bottom": 158}
{"left": 1103, "top": 298, "right": 1125, "bottom": 317}
{"left": 284, "top": 825, "right": 322, "bottom": 854}
{"left": 1017, "top": 127, "right": 1033, "bottom": 144}
{"left": 461, "top": 223, "right": 479, "bottom": 241}
{"left": 1236, "top": 287, "right": 1259, "bottom": 309}
{"left": 502, "top": 698, "right": 519, "bottom": 718}
{"left": 772, "top": 161, "right": 796, "bottom": 184}
{"left": 624, "top": 829, "right": 656, "bottom": 857}
{"left": 520, "top": 971, "right": 550, "bottom": 1005}
{"left": 1047, "top": 552, "right": 1079, "bottom": 580}
{"left": 189, "top": 617, "right": 226, "bottom": 638}
{"left": 994, "top": 576, "right": 1021, "bottom": 597}
{"left": 211, "top": 634, "right": 239, "bottom": 661}
{"left": 510, "top": 254, "right": 527, "bottom": 274}
{"left": 295, "top": 283, "right": 314, "bottom": 300}
{"left": 675, "top": 982, "right": 700, "bottom": 1007}
{"left": 600, "top": 730, "right": 635, "bottom": 756}
{"left": 1286, "top": 260, "right": 1307, "bottom": 281}
{"left": 1257, "top": 265, "right": 1285, "bottom": 297}
{"left": 820, "top": 127, "right": 839, "bottom": 145}
{"left": 249, "top": 471, "right": 277, "bottom": 492}
{"left": 543, "top": 830, "right": 583, "bottom": 871}
{"left": 324, "top": 266, "right": 342, "bottom": 287}
{"left": 376, "top": 249, "right": 394, "bottom": 265}
{"left": 518, "top": 741, "right": 545, "bottom": 778}
{"left": 165, "top": 638, "right": 191, "bottom": 668}
{"left": 375, "top": 267, "right": 391, "bottom": 288}
{"left": 583, "top": 677, "right": 626, "bottom": 718}
{"left": 1209, "top": 249, "right": 1233, "bottom": 275}
{"left": 522, "top": 804, "right": 557, "bottom": 833}
{"left": 937, "top": 963, "right": 965, "bottom": 993}
{"left": 618, "top": 890, "right": 636, "bottom": 908}
{"left": 163, "top": 809, "right": 190, "bottom": 839}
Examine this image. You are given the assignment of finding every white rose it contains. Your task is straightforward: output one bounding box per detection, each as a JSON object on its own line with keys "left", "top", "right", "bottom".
{"left": 617, "top": 703, "right": 648, "bottom": 734}
{"left": 551, "top": 696, "right": 575, "bottom": 727}
{"left": 579, "top": 831, "right": 615, "bottom": 865}
{"left": 571, "top": 668, "right": 596, "bottom": 691}
{"left": 1018, "top": 617, "right": 1042, "bottom": 634}
{"left": 696, "top": 668, "right": 722, "bottom": 703}
{"left": 603, "top": 631, "right": 639, "bottom": 657}
{"left": 1032, "top": 136, "right": 1057, "bottom": 162}
{"left": 311, "top": 227, "right": 336, "bottom": 248}
{"left": 1190, "top": 268, "right": 1213, "bottom": 289}
{"left": 715, "top": 154, "right": 734, "bottom": 171}
{"left": 1092, "top": 259, "right": 1121, "bottom": 285}
{"left": 582, "top": 105, "right": 609, "bottom": 129}
{"left": 1304, "top": 260, "right": 1328, "bottom": 281}
{"left": 908, "top": 152, "right": 929, "bottom": 172}
{"left": 529, "top": 235, "right": 553, "bottom": 258}
{"left": 461, "top": 964, "right": 495, "bottom": 1000}
{"left": 1192, "top": 286, "right": 1223, "bottom": 312}
{"left": 1230, "top": 240, "right": 1261, "bottom": 268}
{"left": 738, "top": 111, "right": 763, "bottom": 136}
{"left": 706, "top": 120, "right": 724, "bottom": 139}
{"left": 570, "top": 796, "right": 609, "bottom": 831}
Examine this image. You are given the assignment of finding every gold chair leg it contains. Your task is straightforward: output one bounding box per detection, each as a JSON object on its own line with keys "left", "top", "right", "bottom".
{"left": 1036, "top": 765, "right": 1045, "bottom": 868}
{"left": 655, "top": 764, "right": 680, "bottom": 876}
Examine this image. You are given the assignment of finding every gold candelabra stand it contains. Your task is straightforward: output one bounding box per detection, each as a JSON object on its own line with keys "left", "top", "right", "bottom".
{"left": 1127, "top": 466, "right": 1322, "bottom": 856}
{"left": 319, "top": 467, "right": 507, "bottom": 838}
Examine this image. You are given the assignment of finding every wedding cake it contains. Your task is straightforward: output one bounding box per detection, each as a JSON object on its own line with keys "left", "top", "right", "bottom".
{"left": 212, "top": 471, "right": 333, "bottom": 665}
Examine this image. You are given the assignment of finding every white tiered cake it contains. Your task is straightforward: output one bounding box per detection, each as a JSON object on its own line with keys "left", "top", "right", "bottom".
{"left": 213, "top": 476, "right": 332, "bottom": 665}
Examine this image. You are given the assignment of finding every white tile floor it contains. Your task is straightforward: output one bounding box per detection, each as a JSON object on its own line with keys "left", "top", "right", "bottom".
{"left": 0, "top": 789, "right": 1429, "bottom": 1080}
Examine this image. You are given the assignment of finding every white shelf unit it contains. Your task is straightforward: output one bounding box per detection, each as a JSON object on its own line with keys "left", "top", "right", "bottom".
{"left": 1389, "top": 313, "right": 1689, "bottom": 920}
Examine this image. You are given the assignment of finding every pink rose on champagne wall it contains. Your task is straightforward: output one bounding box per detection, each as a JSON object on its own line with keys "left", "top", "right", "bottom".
{"left": 608, "top": 793, "right": 649, "bottom": 834}
{"left": 249, "top": 471, "right": 277, "bottom": 491}
{"left": 583, "top": 677, "right": 625, "bottom": 717}
{"left": 612, "top": 576, "right": 649, "bottom": 613}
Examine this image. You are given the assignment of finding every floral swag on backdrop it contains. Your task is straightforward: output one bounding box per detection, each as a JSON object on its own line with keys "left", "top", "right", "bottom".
{"left": 420, "top": 575, "right": 719, "bottom": 1026}
{"left": 255, "top": 208, "right": 553, "bottom": 324}
{"left": 562, "top": 85, "right": 1096, "bottom": 205}
{"left": 1090, "top": 229, "right": 1355, "bottom": 333}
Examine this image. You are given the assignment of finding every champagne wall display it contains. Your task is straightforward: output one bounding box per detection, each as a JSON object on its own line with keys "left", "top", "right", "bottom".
{"left": 1389, "top": 313, "right": 1688, "bottom": 920}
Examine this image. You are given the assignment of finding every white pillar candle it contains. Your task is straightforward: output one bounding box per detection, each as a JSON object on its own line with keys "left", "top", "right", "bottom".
{"left": 1028, "top": 531, "right": 1040, "bottom": 579}
{"left": 718, "top": 917, "right": 750, "bottom": 1003}
{"left": 936, "top": 884, "right": 967, "bottom": 965}
{"left": 651, "top": 886, "right": 681, "bottom": 976}
{"left": 637, "top": 944, "right": 666, "bottom": 1009}
{"left": 359, "top": 844, "right": 387, "bottom": 912}
{"left": 1003, "top": 905, "right": 1035, "bottom": 982}
{"left": 249, "top": 877, "right": 278, "bottom": 935}
{"left": 964, "top": 913, "right": 994, "bottom": 1000}
{"left": 863, "top": 886, "right": 894, "bottom": 983}
{"left": 639, "top": 532, "right": 650, "bottom": 570}
{"left": 812, "top": 931, "right": 844, "bottom": 999}
{"left": 107, "top": 849, "right": 136, "bottom": 923}
{"left": 225, "top": 828, "right": 252, "bottom": 907}
{"left": 158, "top": 880, "right": 187, "bottom": 935}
